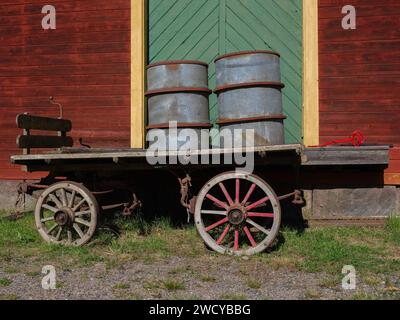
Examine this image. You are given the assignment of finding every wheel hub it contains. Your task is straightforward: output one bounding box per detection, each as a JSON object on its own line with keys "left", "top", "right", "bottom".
{"left": 227, "top": 207, "right": 246, "bottom": 225}
{"left": 54, "top": 208, "right": 74, "bottom": 226}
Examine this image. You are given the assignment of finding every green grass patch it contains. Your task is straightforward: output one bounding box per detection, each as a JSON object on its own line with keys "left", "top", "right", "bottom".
{"left": 261, "top": 219, "right": 400, "bottom": 277}
{"left": 0, "top": 278, "right": 13, "bottom": 286}
{"left": 199, "top": 275, "right": 216, "bottom": 283}
{"left": 385, "top": 216, "right": 400, "bottom": 245}
{"left": 113, "top": 282, "right": 130, "bottom": 290}
{"left": 163, "top": 279, "right": 185, "bottom": 291}
{"left": 25, "top": 271, "right": 40, "bottom": 277}
{"left": 0, "top": 294, "right": 18, "bottom": 300}
{"left": 245, "top": 277, "right": 262, "bottom": 289}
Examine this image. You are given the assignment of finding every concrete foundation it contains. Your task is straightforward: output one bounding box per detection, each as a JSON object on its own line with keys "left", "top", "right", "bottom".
{"left": 0, "top": 180, "right": 37, "bottom": 212}
{"left": 302, "top": 186, "right": 400, "bottom": 225}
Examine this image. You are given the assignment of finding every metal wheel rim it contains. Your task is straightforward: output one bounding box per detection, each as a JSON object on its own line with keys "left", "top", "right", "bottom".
{"left": 194, "top": 171, "right": 281, "bottom": 256}
{"left": 35, "top": 181, "right": 98, "bottom": 246}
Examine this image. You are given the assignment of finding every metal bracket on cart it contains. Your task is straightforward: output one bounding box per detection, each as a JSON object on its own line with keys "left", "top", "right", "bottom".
{"left": 122, "top": 193, "right": 142, "bottom": 216}
{"left": 278, "top": 189, "right": 304, "bottom": 205}
{"left": 8, "top": 181, "right": 48, "bottom": 220}
{"left": 178, "top": 174, "right": 197, "bottom": 221}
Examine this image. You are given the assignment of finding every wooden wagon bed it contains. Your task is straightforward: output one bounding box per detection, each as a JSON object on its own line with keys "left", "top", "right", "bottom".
{"left": 11, "top": 144, "right": 391, "bottom": 173}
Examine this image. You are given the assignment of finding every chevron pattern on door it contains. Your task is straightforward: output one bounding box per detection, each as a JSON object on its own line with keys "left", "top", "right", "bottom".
{"left": 148, "top": 0, "right": 302, "bottom": 143}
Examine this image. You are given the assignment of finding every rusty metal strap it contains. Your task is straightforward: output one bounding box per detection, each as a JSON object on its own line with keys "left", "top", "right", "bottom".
{"left": 214, "top": 81, "right": 285, "bottom": 94}
{"left": 217, "top": 114, "right": 287, "bottom": 125}
{"left": 146, "top": 122, "right": 212, "bottom": 129}
{"left": 147, "top": 60, "right": 208, "bottom": 69}
{"left": 145, "top": 87, "right": 212, "bottom": 97}
{"left": 214, "top": 50, "right": 281, "bottom": 62}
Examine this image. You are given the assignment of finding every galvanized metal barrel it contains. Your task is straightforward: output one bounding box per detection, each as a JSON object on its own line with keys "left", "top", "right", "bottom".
{"left": 215, "top": 51, "right": 286, "bottom": 146}
{"left": 146, "top": 60, "right": 211, "bottom": 150}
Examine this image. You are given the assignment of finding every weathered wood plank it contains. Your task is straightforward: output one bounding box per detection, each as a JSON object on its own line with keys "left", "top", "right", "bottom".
{"left": 16, "top": 114, "right": 72, "bottom": 132}
{"left": 17, "top": 135, "right": 73, "bottom": 149}
{"left": 11, "top": 144, "right": 303, "bottom": 163}
{"left": 303, "top": 146, "right": 390, "bottom": 166}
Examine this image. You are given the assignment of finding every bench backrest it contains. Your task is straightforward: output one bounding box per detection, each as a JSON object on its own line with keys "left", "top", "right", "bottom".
{"left": 16, "top": 113, "right": 73, "bottom": 154}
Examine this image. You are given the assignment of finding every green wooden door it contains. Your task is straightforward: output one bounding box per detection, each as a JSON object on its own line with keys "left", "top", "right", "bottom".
{"left": 148, "top": 0, "right": 302, "bottom": 143}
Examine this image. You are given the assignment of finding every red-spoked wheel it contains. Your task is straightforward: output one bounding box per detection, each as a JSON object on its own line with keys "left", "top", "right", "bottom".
{"left": 194, "top": 171, "right": 281, "bottom": 255}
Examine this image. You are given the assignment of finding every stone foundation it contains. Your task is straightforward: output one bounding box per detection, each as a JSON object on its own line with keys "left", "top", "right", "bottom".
{"left": 0, "top": 180, "right": 37, "bottom": 212}
{"left": 302, "top": 186, "right": 400, "bottom": 225}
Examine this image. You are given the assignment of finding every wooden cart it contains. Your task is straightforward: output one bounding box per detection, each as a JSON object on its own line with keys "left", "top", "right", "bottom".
{"left": 10, "top": 113, "right": 390, "bottom": 255}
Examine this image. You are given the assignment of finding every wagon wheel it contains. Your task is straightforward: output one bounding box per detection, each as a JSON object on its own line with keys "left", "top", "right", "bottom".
{"left": 35, "top": 181, "right": 99, "bottom": 246}
{"left": 194, "top": 171, "right": 281, "bottom": 255}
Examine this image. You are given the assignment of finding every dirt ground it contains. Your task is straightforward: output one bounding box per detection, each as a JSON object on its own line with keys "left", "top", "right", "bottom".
{"left": 0, "top": 255, "right": 397, "bottom": 300}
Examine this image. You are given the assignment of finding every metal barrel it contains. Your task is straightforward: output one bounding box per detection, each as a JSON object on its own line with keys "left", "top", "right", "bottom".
{"left": 146, "top": 60, "right": 211, "bottom": 150}
{"left": 214, "top": 51, "right": 285, "bottom": 146}
{"left": 147, "top": 60, "right": 209, "bottom": 90}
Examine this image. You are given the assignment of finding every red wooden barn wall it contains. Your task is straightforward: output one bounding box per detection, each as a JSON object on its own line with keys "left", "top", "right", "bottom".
{"left": 318, "top": 0, "right": 400, "bottom": 184}
{"left": 0, "top": 0, "right": 131, "bottom": 180}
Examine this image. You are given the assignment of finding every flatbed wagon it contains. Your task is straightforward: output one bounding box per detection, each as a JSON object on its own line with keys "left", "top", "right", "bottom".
{"left": 10, "top": 113, "right": 391, "bottom": 255}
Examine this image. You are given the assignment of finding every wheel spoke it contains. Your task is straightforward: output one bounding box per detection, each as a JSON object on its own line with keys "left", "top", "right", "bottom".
{"left": 42, "top": 204, "right": 58, "bottom": 213}
{"left": 241, "top": 183, "right": 256, "bottom": 205}
{"left": 41, "top": 216, "right": 54, "bottom": 223}
{"left": 45, "top": 224, "right": 58, "bottom": 235}
{"left": 68, "top": 190, "right": 76, "bottom": 208}
{"left": 246, "top": 196, "right": 270, "bottom": 211}
{"left": 55, "top": 226, "right": 62, "bottom": 241}
{"left": 205, "top": 194, "right": 229, "bottom": 210}
{"left": 60, "top": 188, "right": 67, "bottom": 206}
{"left": 49, "top": 193, "right": 63, "bottom": 208}
{"left": 247, "top": 218, "right": 270, "bottom": 235}
{"left": 234, "top": 229, "right": 239, "bottom": 251}
{"left": 248, "top": 212, "right": 274, "bottom": 218}
{"left": 235, "top": 179, "right": 240, "bottom": 203}
{"left": 72, "top": 198, "right": 86, "bottom": 212}
{"left": 218, "top": 182, "right": 233, "bottom": 205}
{"left": 243, "top": 226, "right": 257, "bottom": 247}
{"left": 205, "top": 217, "right": 228, "bottom": 232}
{"left": 201, "top": 210, "right": 227, "bottom": 216}
{"left": 216, "top": 225, "right": 230, "bottom": 245}
{"left": 75, "top": 210, "right": 91, "bottom": 217}
{"left": 73, "top": 223, "right": 84, "bottom": 238}
{"left": 67, "top": 230, "right": 72, "bottom": 243}
{"left": 75, "top": 218, "right": 91, "bottom": 227}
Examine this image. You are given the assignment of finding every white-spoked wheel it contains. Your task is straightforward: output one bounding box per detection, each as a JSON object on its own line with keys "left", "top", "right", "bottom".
{"left": 35, "top": 181, "right": 99, "bottom": 246}
{"left": 194, "top": 171, "right": 281, "bottom": 256}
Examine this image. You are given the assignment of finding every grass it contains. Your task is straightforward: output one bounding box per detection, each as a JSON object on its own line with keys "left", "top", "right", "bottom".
{"left": 113, "top": 282, "right": 130, "bottom": 290}
{"left": 25, "top": 271, "right": 40, "bottom": 277}
{"left": 143, "top": 280, "right": 162, "bottom": 290}
{"left": 0, "top": 213, "right": 203, "bottom": 271}
{"left": 349, "top": 293, "right": 380, "bottom": 300}
{"left": 162, "top": 279, "right": 185, "bottom": 291}
{"left": 0, "top": 294, "right": 18, "bottom": 300}
{"left": 0, "top": 212, "right": 400, "bottom": 284}
{"left": 245, "top": 277, "right": 262, "bottom": 290}
{"left": 261, "top": 216, "right": 400, "bottom": 277}
{"left": 0, "top": 278, "right": 12, "bottom": 286}
{"left": 304, "top": 290, "right": 321, "bottom": 300}
{"left": 199, "top": 275, "right": 216, "bottom": 282}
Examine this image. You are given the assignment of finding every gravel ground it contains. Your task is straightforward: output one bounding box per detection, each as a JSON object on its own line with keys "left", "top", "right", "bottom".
{"left": 0, "top": 255, "right": 393, "bottom": 300}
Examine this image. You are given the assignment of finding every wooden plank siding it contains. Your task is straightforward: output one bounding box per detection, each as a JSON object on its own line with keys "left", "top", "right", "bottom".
{"left": 148, "top": 0, "right": 303, "bottom": 144}
{"left": 318, "top": 0, "right": 400, "bottom": 184}
{"left": 0, "top": 0, "right": 131, "bottom": 179}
